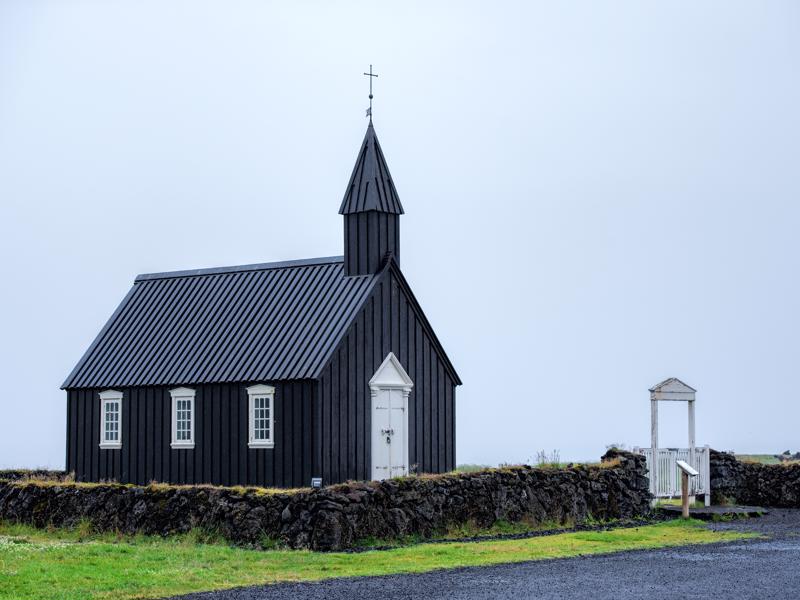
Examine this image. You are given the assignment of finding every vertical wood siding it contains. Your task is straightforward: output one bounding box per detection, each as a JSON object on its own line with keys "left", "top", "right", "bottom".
{"left": 66, "top": 380, "right": 314, "bottom": 487}
{"left": 317, "top": 270, "right": 457, "bottom": 483}
{"left": 344, "top": 212, "right": 400, "bottom": 276}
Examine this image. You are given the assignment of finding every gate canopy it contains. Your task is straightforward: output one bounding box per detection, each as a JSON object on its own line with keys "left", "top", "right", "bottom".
{"left": 650, "top": 378, "right": 696, "bottom": 401}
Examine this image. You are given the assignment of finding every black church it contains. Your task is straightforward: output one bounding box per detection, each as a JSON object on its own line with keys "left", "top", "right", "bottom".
{"left": 62, "top": 121, "right": 461, "bottom": 488}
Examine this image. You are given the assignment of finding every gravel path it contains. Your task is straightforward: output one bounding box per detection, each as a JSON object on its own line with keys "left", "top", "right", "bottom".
{"left": 174, "top": 509, "right": 800, "bottom": 600}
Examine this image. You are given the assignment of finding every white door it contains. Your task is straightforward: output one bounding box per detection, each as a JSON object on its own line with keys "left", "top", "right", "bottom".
{"left": 369, "top": 353, "right": 413, "bottom": 481}
{"left": 371, "top": 387, "right": 408, "bottom": 480}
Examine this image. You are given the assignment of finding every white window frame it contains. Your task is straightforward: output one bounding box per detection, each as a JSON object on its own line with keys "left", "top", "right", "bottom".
{"left": 247, "top": 384, "right": 275, "bottom": 449}
{"left": 99, "top": 390, "right": 123, "bottom": 449}
{"left": 170, "top": 387, "right": 196, "bottom": 449}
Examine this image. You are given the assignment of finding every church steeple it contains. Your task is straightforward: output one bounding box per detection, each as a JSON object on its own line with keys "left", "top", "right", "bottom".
{"left": 339, "top": 122, "right": 404, "bottom": 215}
{"left": 340, "top": 122, "right": 404, "bottom": 276}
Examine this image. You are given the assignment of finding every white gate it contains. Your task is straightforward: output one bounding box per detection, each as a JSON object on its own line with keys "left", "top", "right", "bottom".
{"left": 634, "top": 446, "right": 711, "bottom": 506}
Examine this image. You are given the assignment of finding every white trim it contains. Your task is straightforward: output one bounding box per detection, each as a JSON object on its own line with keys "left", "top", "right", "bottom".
{"left": 247, "top": 384, "right": 275, "bottom": 449}
{"left": 246, "top": 384, "right": 275, "bottom": 396}
{"left": 369, "top": 352, "right": 414, "bottom": 392}
{"left": 98, "top": 390, "right": 123, "bottom": 449}
{"left": 170, "top": 387, "right": 196, "bottom": 449}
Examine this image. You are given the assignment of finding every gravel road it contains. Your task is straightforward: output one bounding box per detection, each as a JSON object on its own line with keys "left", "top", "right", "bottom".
{"left": 175, "top": 509, "right": 800, "bottom": 600}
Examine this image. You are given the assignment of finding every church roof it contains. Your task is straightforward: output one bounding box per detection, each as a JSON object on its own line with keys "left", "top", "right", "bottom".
{"left": 62, "top": 257, "right": 380, "bottom": 389}
{"left": 339, "top": 122, "right": 404, "bottom": 215}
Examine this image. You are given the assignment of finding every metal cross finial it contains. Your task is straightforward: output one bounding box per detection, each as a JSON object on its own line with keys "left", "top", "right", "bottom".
{"left": 363, "top": 64, "right": 378, "bottom": 120}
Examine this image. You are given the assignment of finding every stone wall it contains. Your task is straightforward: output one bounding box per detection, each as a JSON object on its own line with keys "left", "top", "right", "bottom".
{"left": 710, "top": 450, "right": 800, "bottom": 507}
{"left": 0, "top": 450, "right": 650, "bottom": 551}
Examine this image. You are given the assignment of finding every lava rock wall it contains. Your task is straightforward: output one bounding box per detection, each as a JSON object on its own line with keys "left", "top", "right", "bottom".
{"left": 710, "top": 450, "right": 800, "bottom": 507}
{"left": 0, "top": 450, "right": 650, "bottom": 551}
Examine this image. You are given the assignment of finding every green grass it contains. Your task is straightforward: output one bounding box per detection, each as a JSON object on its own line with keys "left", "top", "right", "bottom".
{"left": 0, "top": 520, "right": 755, "bottom": 600}
{"left": 736, "top": 454, "right": 783, "bottom": 465}
{"left": 711, "top": 512, "right": 753, "bottom": 522}
{"left": 442, "top": 517, "right": 572, "bottom": 539}
{"left": 455, "top": 463, "right": 492, "bottom": 473}
{"left": 355, "top": 517, "right": 584, "bottom": 548}
{"left": 356, "top": 517, "right": 576, "bottom": 547}
{"left": 735, "top": 454, "right": 800, "bottom": 465}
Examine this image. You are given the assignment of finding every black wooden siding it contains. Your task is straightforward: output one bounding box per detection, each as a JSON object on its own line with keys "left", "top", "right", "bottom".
{"left": 66, "top": 381, "right": 314, "bottom": 487}
{"left": 316, "top": 268, "right": 457, "bottom": 483}
{"left": 344, "top": 212, "right": 400, "bottom": 276}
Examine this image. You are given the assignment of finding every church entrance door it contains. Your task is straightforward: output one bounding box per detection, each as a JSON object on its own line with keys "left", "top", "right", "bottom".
{"left": 369, "top": 353, "right": 412, "bottom": 481}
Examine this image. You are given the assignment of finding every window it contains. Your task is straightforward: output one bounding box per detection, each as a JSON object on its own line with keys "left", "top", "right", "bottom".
{"left": 247, "top": 384, "right": 275, "bottom": 448}
{"left": 99, "top": 390, "right": 123, "bottom": 449}
{"left": 170, "top": 387, "right": 196, "bottom": 448}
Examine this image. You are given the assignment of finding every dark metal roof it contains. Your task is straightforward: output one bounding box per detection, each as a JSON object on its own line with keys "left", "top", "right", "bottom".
{"left": 339, "top": 122, "right": 404, "bottom": 215}
{"left": 62, "top": 256, "right": 380, "bottom": 389}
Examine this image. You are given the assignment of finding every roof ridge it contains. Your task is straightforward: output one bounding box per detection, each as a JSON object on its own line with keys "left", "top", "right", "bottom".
{"left": 135, "top": 256, "right": 345, "bottom": 282}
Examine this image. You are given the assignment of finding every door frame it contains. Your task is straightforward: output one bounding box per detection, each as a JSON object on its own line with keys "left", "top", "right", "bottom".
{"left": 369, "top": 353, "right": 413, "bottom": 480}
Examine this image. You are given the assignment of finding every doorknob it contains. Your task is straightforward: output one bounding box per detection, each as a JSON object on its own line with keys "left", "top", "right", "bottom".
{"left": 381, "top": 428, "right": 394, "bottom": 444}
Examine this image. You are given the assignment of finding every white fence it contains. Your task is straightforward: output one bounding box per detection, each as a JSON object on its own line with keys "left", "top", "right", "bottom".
{"left": 633, "top": 446, "right": 711, "bottom": 506}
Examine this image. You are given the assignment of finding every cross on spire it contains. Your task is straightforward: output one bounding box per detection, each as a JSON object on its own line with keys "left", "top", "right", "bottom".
{"left": 363, "top": 64, "right": 378, "bottom": 120}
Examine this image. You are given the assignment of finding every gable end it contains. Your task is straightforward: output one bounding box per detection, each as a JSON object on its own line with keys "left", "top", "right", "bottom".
{"left": 314, "top": 257, "right": 461, "bottom": 385}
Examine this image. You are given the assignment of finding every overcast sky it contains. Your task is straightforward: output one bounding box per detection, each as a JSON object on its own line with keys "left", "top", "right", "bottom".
{"left": 1, "top": 1, "right": 798, "bottom": 469}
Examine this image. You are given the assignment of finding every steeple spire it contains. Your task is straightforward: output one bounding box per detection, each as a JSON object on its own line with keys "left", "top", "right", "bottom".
{"left": 340, "top": 122, "right": 404, "bottom": 276}
{"left": 339, "top": 122, "right": 404, "bottom": 215}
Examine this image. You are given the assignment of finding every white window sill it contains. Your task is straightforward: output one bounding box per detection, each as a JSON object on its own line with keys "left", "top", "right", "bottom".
{"left": 99, "top": 442, "right": 122, "bottom": 450}
{"left": 170, "top": 442, "right": 195, "bottom": 449}
{"left": 248, "top": 441, "right": 275, "bottom": 449}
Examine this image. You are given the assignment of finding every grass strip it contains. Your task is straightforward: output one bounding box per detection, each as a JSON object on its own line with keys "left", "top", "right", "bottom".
{"left": 0, "top": 519, "right": 755, "bottom": 600}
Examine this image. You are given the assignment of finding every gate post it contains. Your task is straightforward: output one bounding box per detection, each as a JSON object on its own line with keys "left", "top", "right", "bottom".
{"left": 688, "top": 399, "right": 696, "bottom": 504}
{"left": 650, "top": 398, "right": 659, "bottom": 504}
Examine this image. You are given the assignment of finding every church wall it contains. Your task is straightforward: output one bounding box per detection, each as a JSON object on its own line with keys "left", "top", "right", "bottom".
{"left": 316, "top": 268, "right": 457, "bottom": 484}
{"left": 65, "top": 380, "right": 315, "bottom": 488}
